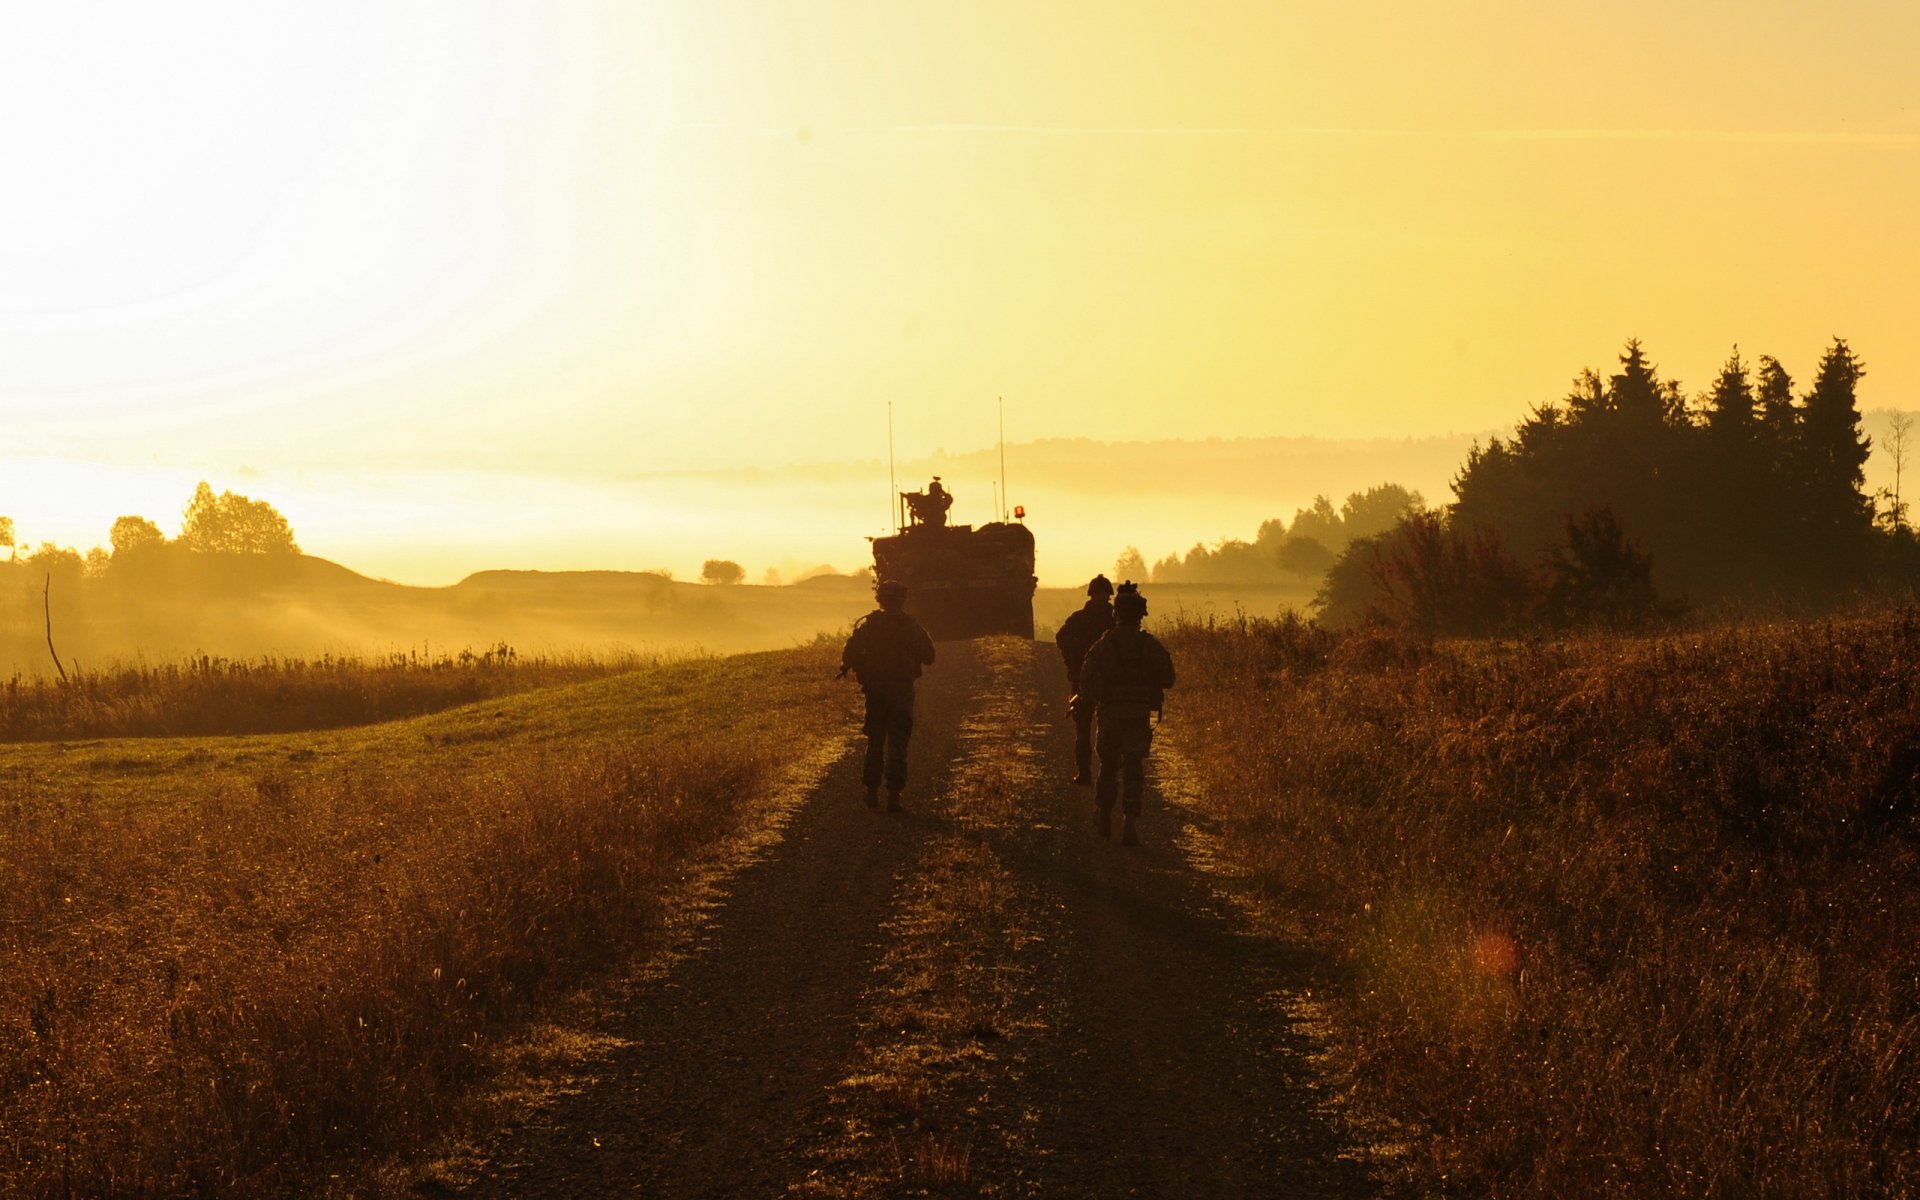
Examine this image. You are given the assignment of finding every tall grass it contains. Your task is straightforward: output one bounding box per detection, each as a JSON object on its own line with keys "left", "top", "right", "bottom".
{"left": 0, "top": 645, "right": 636, "bottom": 741}
{"left": 1164, "top": 610, "right": 1920, "bottom": 1198}
{"left": 0, "top": 644, "right": 852, "bottom": 1197}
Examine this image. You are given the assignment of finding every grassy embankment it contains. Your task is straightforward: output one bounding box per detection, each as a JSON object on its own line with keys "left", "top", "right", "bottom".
{"left": 1, "top": 644, "right": 857, "bottom": 1198}
{"left": 1165, "top": 611, "right": 1919, "bottom": 1198}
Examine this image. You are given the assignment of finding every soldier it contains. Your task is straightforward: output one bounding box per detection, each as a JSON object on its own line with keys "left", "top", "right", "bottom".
{"left": 1076, "top": 581, "right": 1175, "bottom": 845}
{"left": 925, "top": 477, "right": 952, "bottom": 527}
{"left": 1055, "top": 574, "right": 1116, "bottom": 785}
{"left": 839, "top": 578, "right": 936, "bottom": 811}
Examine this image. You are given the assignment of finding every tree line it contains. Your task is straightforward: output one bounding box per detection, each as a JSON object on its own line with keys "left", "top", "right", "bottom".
{"left": 1319, "top": 337, "right": 1902, "bottom": 633}
{"left": 1122, "top": 482, "right": 1426, "bottom": 585}
{"left": 1, "top": 482, "right": 298, "bottom": 585}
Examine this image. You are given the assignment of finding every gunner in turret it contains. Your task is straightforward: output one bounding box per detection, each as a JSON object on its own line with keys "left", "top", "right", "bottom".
{"left": 905, "top": 477, "right": 955, "bottom": 528}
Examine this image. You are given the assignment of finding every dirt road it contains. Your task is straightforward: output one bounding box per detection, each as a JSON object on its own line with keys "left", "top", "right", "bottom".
{"left": 437, "top": 638, "right": 1374, "bottom": 1198}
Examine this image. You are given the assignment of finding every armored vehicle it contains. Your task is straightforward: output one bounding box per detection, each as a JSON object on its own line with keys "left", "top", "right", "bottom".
{"left": 870, "top": 478, "right": 1036, "bottom": 639}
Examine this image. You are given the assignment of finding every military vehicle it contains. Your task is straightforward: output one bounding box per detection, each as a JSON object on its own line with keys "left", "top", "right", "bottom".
{"left": 870, "top": 478, "right": 1036, "bottom": 639}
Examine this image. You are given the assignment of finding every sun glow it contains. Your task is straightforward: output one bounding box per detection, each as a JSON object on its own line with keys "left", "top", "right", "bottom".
{"left": 4, "top": 1, "right": 1918, "bottom": 584}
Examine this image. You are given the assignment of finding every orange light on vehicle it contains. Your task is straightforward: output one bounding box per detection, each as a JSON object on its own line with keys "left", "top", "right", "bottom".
{"left": 1013, "top": 505, "right": 1025, "bottom": 519}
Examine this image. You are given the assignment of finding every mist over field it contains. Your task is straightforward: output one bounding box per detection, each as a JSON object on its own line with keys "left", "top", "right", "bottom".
{"left": 9, "top": 433, "right": 1482, "bottom": 591}
{"left": 10, "top": 407, "right": 1920, "bottom": 676}
{"left": 0, "top": 432, "right": 1444, "bottom": 673}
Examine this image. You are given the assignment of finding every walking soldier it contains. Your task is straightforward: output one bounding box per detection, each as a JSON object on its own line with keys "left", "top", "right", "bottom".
{"left": 839, "top": 579, "right": 936, "bottom": 811}
{"left": 1055, "top": 574, "right": 1116, "bottom": 784}
{"left": 1076, "top": 582, "right": 1175, "bottom": 845}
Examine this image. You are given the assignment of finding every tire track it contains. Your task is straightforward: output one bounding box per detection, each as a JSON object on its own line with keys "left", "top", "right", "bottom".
{"left": 990, "top": 639, "right": 1379, "bottom": 1198}
{"left": 432, "top": 644, "right": 991, "bottom": 1199}
{"left": 415, "top": 637, "right": 1377, "bottom": 1198}
{"left": 789, "top": 637, "right": 1052, "bottom": 1199}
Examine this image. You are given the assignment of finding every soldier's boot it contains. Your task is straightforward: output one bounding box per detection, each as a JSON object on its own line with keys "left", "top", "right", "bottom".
{"left": 1095, "top": 805, "right": 1112, "bottom": 839}
{"left": 886, "top": 788, "right": 903, "bottom": 812}
{"left": 863, "top": 784, "right": 879, "bottom": 808}
{"left": 1119, "top": 814, "right": 1140, "bottom": 846}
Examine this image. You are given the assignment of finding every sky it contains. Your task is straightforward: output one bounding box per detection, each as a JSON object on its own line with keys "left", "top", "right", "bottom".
{"left": 4, "top": 1, "right": 1918, "bottom": 585}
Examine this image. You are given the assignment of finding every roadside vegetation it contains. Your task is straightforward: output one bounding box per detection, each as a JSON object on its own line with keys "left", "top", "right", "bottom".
{"left": 0, "top": 645, "right": 635, "bottom": 741}
{"left": 0, "top": 644, "right": 855, "bottom": 1198}
{"left": 1164, "top": 609, "right": 1919, "bottom": 1197}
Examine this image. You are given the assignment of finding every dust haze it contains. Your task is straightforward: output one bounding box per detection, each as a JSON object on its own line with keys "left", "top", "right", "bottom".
{"left": 11, "top": 407, "right": 1917, "bottom": 674}
{"left": 2, "top": 434, "right": 1472, "bottom": 673}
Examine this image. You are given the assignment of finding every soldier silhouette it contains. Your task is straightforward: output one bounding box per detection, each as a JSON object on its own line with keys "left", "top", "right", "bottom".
{"left": 1055, "top": 574, "right": 1116, "bottom": 785}
{"left": 904, "top": 477, "right": 953, "bottom": 528}
{"left": 839, "top": 578, "right": 936, "bottom": 811}
{"left": 1075, "top": 581, "right": 1175, "bottom": 845}
{"left": 925, "top": 477, "right": 951, "bottom": 525}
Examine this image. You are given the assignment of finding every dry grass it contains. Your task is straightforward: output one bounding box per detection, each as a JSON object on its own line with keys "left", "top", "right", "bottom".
{"left": 1163, "top": 609, "right": 1920, "bottom": 1198}
{"left": 0, "top": 644, "right": 854, "bottom": 1198}
{"left": 1, "top": 645, "right": 637, "bottom": 742}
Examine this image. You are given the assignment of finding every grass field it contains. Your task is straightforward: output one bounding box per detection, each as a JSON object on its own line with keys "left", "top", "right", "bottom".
{"left": 0, "top": 646, "right": 635, "bottom": 742}
{"left": 14, "top": 603, "right": 1912, "bottom": 1197}
{"left": 0, "top": 645, "right": 856, "bottom": 1198}
{"left": 1164, "top": 610, "right": 1920, "bottom": 1198}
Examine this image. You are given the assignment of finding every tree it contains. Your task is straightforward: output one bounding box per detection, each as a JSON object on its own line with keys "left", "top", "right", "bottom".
{"left": 0, "top": 515, "right": 13, "bottom": 558}
{"left": 1357, "top": 513, "right": 1530, "bottom": 636}
{"left": 1703, "top": 346, "right": 1756, "bottom": 436}
{"left": 1609, "top": 339, "right": 1683, "bottom": 428}
{"left": 700, "top": 558, "right": 745, "bottom": 585}
{"left": 1887, "top": 412, "right": 1915, "bottom": 536}
{"left": 1802, "top": 338, "right": 1871, "bottom": 492}
{"left": 1286, "top": 495, "right": 1343, "bottom": 548}
{"left": 1114, "top": 546, "right": 1148, "bottom": 583}
{"left": 1275, "top": 535, "right": 1336, "bottom": 578}
{"left": 1538, "top": 509, "right": 1660, "bottom": 630}
{"left": 1755, "top": 355, "right": 1797, "bottom": 441}
{"left": 1339, "top": 483, "right": 1425, "bottom": 541}
{"left": 27, "top": 541, "right": 84, "bottom": 585}
{"left": 110, "top": 515, "right": 165, "bottom": 557}
{"left": 178, "top": 482, "right": 299, "bottom": 555}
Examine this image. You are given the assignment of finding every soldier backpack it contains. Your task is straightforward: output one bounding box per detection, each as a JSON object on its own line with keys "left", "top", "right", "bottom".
{"left": 843, "top": 612, "right": 928, "bottom": 692}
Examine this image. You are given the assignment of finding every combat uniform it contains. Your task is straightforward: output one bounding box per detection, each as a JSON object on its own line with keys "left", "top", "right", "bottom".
{"left": 1077, "top": 623, "right": 1176, "bottom": 826}
{"left": 840, "top": 606, "right": 936, "bottom": 806}
{"left": 1055, "top": 594, "right": 1115, "bottom": 782}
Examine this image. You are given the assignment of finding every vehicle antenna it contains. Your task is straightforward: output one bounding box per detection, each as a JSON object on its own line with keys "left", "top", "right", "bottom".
{"left": 888, "top": 400, "right": 898, "bottom": 533}
{"left": 998, "top": 395, "right": 1007, "bottom": 522}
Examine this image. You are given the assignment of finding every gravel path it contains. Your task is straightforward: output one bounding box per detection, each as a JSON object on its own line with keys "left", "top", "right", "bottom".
{"left": 440, "top": 639, "right": 1374, "bottom": 1199}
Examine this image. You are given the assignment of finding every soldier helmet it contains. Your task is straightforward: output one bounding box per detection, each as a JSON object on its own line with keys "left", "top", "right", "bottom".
{"left": 1114, "top": 580, "right": 1147, "bottom": 618}
{"left": 874, "top": 578, "right": 909, "bottom": 602}
{"left": 1086, "top": 574, "right": 1114, "bottom": 597}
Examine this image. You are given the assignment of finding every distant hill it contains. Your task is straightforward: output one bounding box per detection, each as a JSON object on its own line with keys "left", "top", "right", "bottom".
{"left": 0, "top": 554, "right": 876, "bottom": 674}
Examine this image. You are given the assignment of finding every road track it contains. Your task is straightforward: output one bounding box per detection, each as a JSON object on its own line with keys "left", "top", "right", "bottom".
{"left": 440, "top": 638, "right": 1373, "bottom": 1199}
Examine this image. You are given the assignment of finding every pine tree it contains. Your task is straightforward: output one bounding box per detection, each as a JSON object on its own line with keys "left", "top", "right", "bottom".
{"left": 1755, "top": 354, "right": 1797, "bottom": 440}
{"left": 1704, "top": 346, "right": 1756, "bottom": 436}
{"left": 1610, "top": 339, "right": 1668, "bottom": 427}
{"left": 1802, "top": 338, "right": 1870, "bottom": 491}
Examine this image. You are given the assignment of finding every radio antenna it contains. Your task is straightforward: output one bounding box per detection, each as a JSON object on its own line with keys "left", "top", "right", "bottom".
{"left": 998, "top": 395, "right": 1007, "bottom": 522}
{"left": 888, "top": 400, "right": 898, "bottom": 532}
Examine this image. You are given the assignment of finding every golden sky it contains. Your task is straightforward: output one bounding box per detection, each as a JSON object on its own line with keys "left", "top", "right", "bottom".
{"left": 4, "top": 1, "right": 1917, "bottom": 582}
